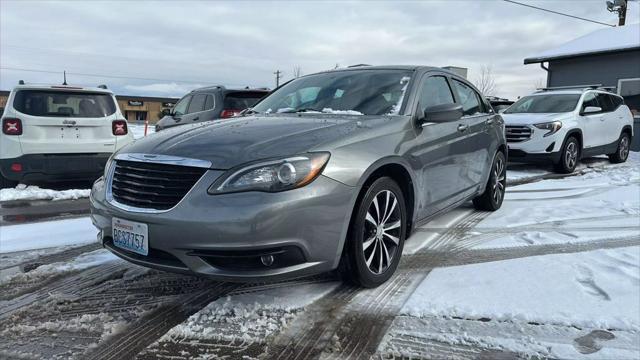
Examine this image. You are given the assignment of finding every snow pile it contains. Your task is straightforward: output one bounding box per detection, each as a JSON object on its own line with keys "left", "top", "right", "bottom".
{"left": 402, "top": 246, "right": 640, "bottom": 331}
{"left": 0, "top": 184, "right": 90, "bottom": 202}
{"left": 321, "top": 108, "right": 364, "bottom": 115}
{"left": 0, "top": 217, "right": 97, "bottom": 253}
{"left": 0, "top": 311, "right": 127, "bottom": 342}
{"left": 158, "top": 282, "right": 338, "bottom": 344}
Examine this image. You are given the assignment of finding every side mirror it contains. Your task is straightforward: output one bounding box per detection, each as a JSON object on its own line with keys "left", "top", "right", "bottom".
{"left": 582, "top": 106, "right": 602, "bottom": 115}
{"left": 161, "top": 108, "right": 172, "bottom": 117}
{"left": 420, "top": 103, "right": 464, "bottom": 125}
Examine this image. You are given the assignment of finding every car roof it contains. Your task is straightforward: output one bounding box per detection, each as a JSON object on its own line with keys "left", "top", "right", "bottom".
{"left": 12, "top": 84, "right": 114, "bottom": 94}
{"left": 191, "top": 86, "right": 270, "bottom": 94}
{"left": 325, "top": 65, "right": 439, "bottom": 73}
{"left": 529, "top": 89, "right": 621, "bottom": 97}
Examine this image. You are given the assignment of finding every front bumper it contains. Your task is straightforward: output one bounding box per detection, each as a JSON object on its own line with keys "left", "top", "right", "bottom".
{"left": 0, "top": 153, "right": 111, "bottom": 182}
{"left": 506, "top": 124, "right": 564, "bottom": 164}
{"left": 90, "top": 172, "right": 357, "bottom": 282}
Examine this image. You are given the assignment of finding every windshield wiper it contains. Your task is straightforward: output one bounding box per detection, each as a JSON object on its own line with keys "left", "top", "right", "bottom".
{"left": 243, "top": 108, "right": 260, "bottom": 115}
{"left": 295, "top": 108, "right": 322, "bottom": 113}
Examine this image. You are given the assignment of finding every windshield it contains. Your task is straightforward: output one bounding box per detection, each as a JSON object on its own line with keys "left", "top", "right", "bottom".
{"left": 252, "top": 70, "right": 412, "bottom": 116}
{"left": 13, "top": 90, "right": 117, "bottom": 118}
{"left": 505, "top": 94, "right": 580, "bottom": 114}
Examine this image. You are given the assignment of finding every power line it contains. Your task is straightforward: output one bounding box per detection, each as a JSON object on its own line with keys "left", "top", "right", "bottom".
{"left": 0, "top": 66, "right": 249, "bottom": 87}
{"left": 503, "top": 0, "right": 616, "bottom": 27}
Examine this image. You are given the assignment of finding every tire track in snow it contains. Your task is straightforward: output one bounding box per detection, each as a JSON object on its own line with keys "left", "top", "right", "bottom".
{"left": 263, "top": 211, "right": 491, "bottom": 360}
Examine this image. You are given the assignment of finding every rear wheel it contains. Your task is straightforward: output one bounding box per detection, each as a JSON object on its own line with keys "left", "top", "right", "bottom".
{"left": 554, "top": 136, "right": 579, "bottom": 174}
{"left": 473, "top": 151, "right": 506, "bottom": 211}
{"left": 608, "top": 133, "right": 630, "bottom": 164}
{"left": 0, "top": 173, "right": 18, "bottom": 189}
{"left": 340, "top": 177, "right": 406, "bottom": 288}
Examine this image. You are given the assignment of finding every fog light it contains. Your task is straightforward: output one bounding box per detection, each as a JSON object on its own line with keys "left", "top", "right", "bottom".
{"left": 261, "top": 255, "right": 274, "bottom": 266}
{"left": 10, "top": 163, "right": 22, "bottom": 172}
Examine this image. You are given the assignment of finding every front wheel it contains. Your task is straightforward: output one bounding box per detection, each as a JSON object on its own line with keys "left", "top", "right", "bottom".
{"left": 554, "top": 136, "right": 580, "bottom": 174}
{"left": 340, "top": 177, "right": 406, "bottom": 288}
{"left": 473, "top": 151, "right": 506, "bottom": 211}
{"left": 608, "top": 133, "right": 630, "bottom": 164}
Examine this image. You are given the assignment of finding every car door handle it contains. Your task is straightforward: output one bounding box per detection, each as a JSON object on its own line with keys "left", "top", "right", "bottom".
{"left": 485, "top": 118, "right": 494, "bottom": 125}
{"left": 457, "top": 124, "right": 468, "bottom": 132}
{"left": 193, "top": 117, "right": 199, "bottom": 121}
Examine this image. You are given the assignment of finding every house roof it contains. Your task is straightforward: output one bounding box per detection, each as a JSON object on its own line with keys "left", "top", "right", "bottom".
{"left": 524, "top": 23, "right": 640, "bottom": 64}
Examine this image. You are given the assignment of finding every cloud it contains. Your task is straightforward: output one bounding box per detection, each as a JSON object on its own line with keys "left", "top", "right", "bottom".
{"left": 1, "top": 1, "right": 637, "bottom": 99}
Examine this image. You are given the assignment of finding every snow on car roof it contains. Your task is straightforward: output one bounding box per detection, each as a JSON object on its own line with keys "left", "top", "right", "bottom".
{"left": 12, "top": 84, "right": 114, "bottom": 93}
{"left": 524, "top": 23, "right": 640, "bottom": 64}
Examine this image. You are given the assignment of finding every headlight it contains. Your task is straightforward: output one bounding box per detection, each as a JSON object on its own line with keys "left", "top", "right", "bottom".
{"left": 209, "top": 152, "right": 330, "bottom": 194}
{"left": 534, "top": 121, "right": 562, "bottom": 137}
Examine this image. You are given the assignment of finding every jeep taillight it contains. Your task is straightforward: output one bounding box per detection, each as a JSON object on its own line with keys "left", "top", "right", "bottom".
{"left": 2, "top": 118, "right": 22, "bottom": 135}
{"left": 220, "top": 109, "right": 241, "bottom": 118}
{"left": 112, "top": 120, "right": 128, "bottom": 136}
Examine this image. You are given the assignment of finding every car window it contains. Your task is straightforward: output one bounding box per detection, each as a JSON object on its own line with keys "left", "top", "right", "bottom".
{"left": 13, "top": 90, "right": 116, "bottom": 118}
{"left": 173, "top": 95, "right": 191, "bottom": 116}
{"left": 187, "top": 94, "right": 207, "bottom": 114}
{"left": 418, "top": 76, "right": 455, "bottom": 114}
{"left": 204, "top": 94, "right": 215, "bottom": 110}
{"left": 223, "top": 91, "right": 267, "bottom": 110}
{"left": 505, "top": 94, "right": 581, "bottom": 114}
{"left": 609, "top": 94, "right": 623, "bottom": 110}
{"left": 596, "top": 93, "right": 614, "bottom": 112}
{"left": 252, "top": 70, "right": 413, "bottom": 116}
{"left": 581, "top": 92, "right": 600, "bottom": 111}
{"left": 452, "top": 79, "right": 482, "bottom": 116}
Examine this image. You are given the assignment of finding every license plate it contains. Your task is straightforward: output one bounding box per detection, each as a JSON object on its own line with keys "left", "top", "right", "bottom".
{"left": 112, "top": 217, "right": 149, "bottom": 256}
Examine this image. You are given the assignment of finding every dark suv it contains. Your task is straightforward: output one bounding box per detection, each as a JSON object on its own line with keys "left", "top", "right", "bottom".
{"left": 91, "top": 66, "right": 506, "bottom": 288}
{"left": 155, "top": 86, "right": 268, "bottom": 131}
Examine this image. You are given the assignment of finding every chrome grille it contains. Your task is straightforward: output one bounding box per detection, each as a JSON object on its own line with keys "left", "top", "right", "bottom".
{"left": 505, "top": 125, "right": 532, "bottom": 143}
{"left": 110, "top": 159, "right": 207, "bottom": 210}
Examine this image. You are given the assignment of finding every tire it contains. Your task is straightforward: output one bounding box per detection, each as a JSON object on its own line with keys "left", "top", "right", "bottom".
{"left": 340, "top": 177, "right": 407, "bottom": 288}
{"left": 473, "top": 151, "right": 506, "bottom": 211}
{"left": 608, "top": 132, "right": 630, "bottom": 164}
{"left": 0, "top": 173, "right": 18, "bottom": 189}
{"left": 554, "top": 136, "right": 580, "bottom": 174}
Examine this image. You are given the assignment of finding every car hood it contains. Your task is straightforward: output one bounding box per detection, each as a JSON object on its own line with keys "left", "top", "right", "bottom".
{"left": 502, "top": 112, "right": 569, "bottom": 125}
{"left": 122, "top": 115, "right": 368, "bottom": 169}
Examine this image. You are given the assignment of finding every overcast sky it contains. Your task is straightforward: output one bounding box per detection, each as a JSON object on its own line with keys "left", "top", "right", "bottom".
{"left": 1, "top": 0, "right": 638, "bottom": 100}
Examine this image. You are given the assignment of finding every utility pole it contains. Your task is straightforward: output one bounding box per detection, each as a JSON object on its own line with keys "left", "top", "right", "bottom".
{"left": 607, "top": 0, "right": 627, "bottom": 26}
{"left": 274, "top": 70, "right": 282, "bottom": 88}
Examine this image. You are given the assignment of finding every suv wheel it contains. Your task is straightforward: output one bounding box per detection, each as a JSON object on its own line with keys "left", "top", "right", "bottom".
{"left": 340, "top": 177, "right": 406, "bottom": 288}
{"left": 555, "top": 136, "right": 579, "bottom": 174}
{"left": 608, "top": 133, "right": 630, "bottom": 164}
{"left": 473, "top": 151, "right": 506, "bottom": 211}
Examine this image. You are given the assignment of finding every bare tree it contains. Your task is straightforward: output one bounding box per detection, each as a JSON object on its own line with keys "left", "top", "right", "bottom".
{"left": 474, "top": 65, "right": 498, "bottom": 96}
{"left": 293, "top": 65, "right": 303, "bottom": 78}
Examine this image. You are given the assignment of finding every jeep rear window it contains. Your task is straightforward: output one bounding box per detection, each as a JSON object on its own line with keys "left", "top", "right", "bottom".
{"left": 13, "top": 90, "right": 117, "bottom": 118}
{"left": 224, "top": 92, "right": 267, "bottom": 110}
{"left": 505, "top": 94, "right": 580, "bottom": 114}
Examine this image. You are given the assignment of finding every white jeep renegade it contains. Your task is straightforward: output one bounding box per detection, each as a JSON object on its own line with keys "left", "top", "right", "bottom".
{"left": 0, "top": 84, "right": 134, "bottom": 188}
{"left": 503, "top": 87, "right": 634, "bottom": 173}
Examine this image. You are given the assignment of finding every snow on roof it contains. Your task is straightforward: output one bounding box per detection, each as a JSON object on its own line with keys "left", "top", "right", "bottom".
{"left": 524, "top": 23, "right": 640, "bottom": 64}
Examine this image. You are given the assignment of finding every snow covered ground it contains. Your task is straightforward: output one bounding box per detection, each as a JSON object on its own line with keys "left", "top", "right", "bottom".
{"left": 0, "top": 152, "right": 637, "bottom": 359}
{"left": 0, "top": 217, "right": 96, "bottom": 253}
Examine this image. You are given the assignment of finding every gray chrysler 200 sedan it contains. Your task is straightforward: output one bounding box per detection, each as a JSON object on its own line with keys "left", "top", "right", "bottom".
{"left": 90, "top": 65, "right": 507, "bottom": 287}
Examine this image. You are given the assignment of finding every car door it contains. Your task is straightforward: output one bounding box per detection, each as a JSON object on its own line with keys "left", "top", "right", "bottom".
{"left": 411, "top": 73, "right": 471, "bottom": 218}
{"left": 181, "top": 93, "right": 207, "bottom": 123}
{"left": 168, "top": 95, "right": 192, "bottom": 127}
{"left": 579, "top": 91, "right": 605, "bottom": 149}
{"left": 596, "top": 93, "right": 621, "bottom": 146}
{"left": 451, "top": 78, "right": 494, "bottom": 188}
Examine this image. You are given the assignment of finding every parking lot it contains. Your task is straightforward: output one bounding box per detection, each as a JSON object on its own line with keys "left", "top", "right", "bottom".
{"left": 1, "top": 153, "right": 638, "bottom": 359}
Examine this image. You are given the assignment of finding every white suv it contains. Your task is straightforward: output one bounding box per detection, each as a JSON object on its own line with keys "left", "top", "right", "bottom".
{"left": 503, "top": 87, "right": 634, "bottom": 173}
{"left": 0, "top": 83, "right": 134, "bottom": 188}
